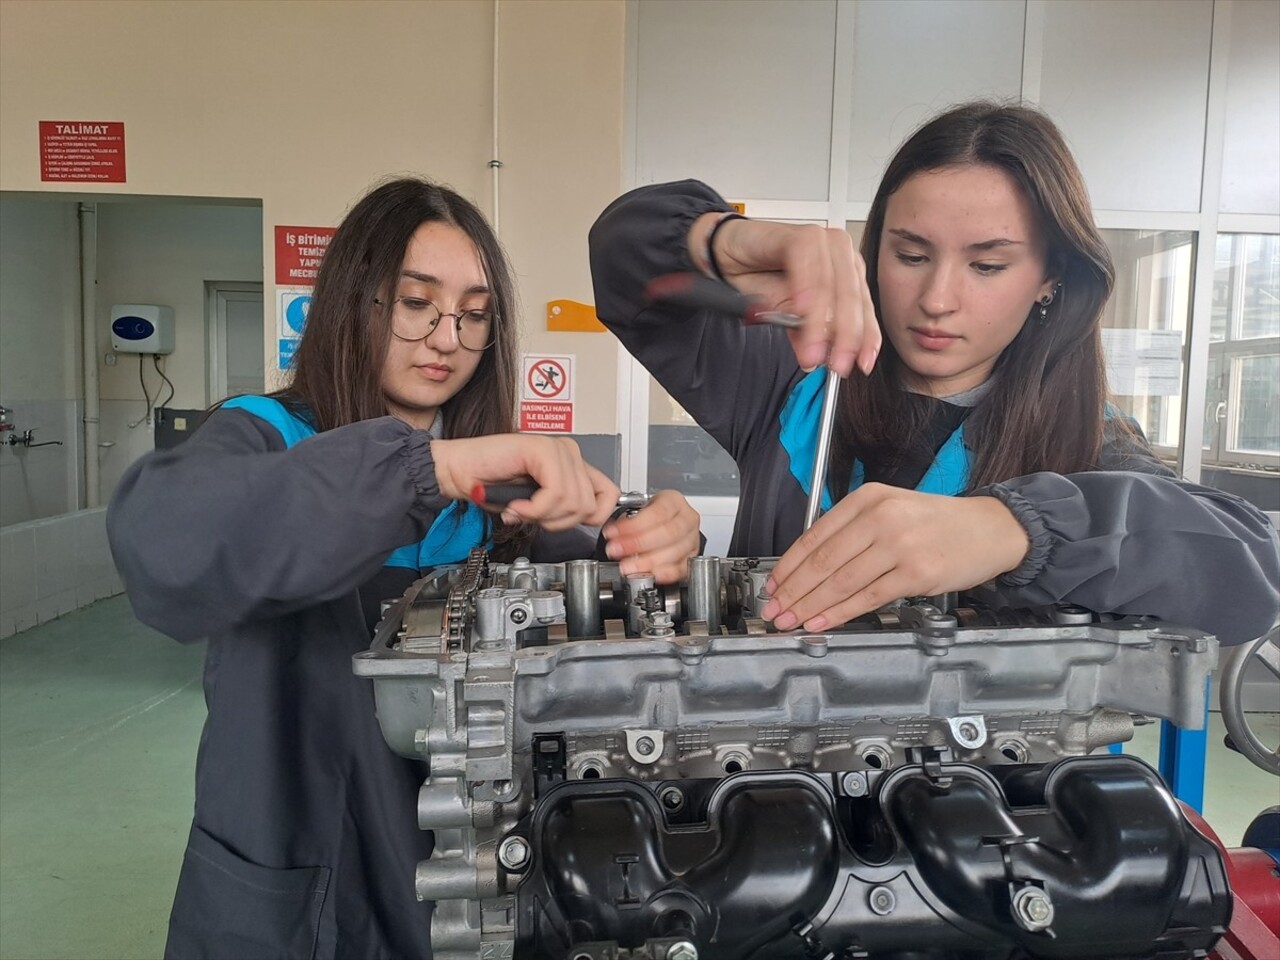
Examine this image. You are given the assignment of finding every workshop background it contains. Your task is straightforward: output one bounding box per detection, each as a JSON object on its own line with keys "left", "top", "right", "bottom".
{"left": 0, "top": 1, "right": 1276, "bottom": 958}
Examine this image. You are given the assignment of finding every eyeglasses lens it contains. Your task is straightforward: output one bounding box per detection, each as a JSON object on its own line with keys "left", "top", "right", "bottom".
{"left": 390, "top": 298, "right": 494, "bottom": 351}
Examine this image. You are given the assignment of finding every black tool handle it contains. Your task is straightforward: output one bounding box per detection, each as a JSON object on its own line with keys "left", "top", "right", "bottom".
{"left": 645, "top": 271, "right": 753, "bottom": 315}
{"left": 471, "top": 482, "right": 540, "bottom": 507}
{"left": 645, "top": 272, "right": 802, "bottom": 329}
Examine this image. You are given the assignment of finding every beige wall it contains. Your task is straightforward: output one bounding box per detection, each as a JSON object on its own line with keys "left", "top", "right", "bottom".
{"left": 0, "top": 0, "right": 626, "bottom": 433}
{"left": 499, "top": 0, "right": 625, "bottom": 428}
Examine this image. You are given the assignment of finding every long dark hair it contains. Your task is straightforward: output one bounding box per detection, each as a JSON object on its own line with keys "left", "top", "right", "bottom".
{"left": 278, "top": 177, "right": 520, "bottom": 439}
{"left": 274, "top": 177, "right": 533, "bottom": 555}
{"left": 832, "top": 101, "right": 1118, "bottom": 492}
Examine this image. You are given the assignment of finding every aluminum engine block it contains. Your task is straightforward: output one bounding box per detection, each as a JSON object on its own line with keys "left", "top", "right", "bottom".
{"left": 354, "top": 549, "right": 1225, "bottom": 960}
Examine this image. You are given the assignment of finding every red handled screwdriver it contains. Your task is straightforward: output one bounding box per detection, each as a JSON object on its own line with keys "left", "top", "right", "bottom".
{"left": 644, "top": 272, "right": 803, "bottom": 329}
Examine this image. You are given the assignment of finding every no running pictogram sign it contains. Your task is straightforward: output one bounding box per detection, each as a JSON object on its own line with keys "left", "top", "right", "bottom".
{"left": 523, "top": 356, "right": 571, "bottom": 400}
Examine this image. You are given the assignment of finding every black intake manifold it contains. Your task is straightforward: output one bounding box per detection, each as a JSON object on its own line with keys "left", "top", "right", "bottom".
{"left": 514, "top": 755, "right": 1230, "bottom": 959}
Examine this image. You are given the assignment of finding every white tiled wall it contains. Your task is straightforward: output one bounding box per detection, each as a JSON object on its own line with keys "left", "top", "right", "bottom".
{"left": 0, "top": 507, "right": 122, "bottom": 639}
{"left": 0, "top": 398, "right": 82, "bottom": 526}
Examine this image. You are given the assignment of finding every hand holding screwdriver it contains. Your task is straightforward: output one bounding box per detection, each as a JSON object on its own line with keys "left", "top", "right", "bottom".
{"left": 646, "top": 235, "right": 852, "bottom": 530}
{"left": 431, "top": 434, "right": 618, "bottom": 530}
{"left": 683, "top": 212, "right": 882, "bottom": 378}
{"left": 644, "top": 272, "right": 803, "bottom": 329}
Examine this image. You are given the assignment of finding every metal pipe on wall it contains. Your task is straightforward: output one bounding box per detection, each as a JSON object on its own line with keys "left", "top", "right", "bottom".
{"left": 79, "top": 203, "right": 100, "bottom": 509}
{"left": 489, "top": 0, "right": 502, "bottom": 236}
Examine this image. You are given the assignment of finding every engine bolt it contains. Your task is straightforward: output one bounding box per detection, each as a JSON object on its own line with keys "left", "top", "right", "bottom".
{"left": 666, "top": 942, "right": 698, "bottom": 960}
{"left": 636, "top": 736, "right": 656, "bottom": 755}
{"left": 509, "top": 607, "right": 528, "bottom": 625}
{"left": 868, "top": 885, "right": 896, "bottom": 916}
{"left": 841, "top": 772, "right": 868, "bottom": 797}
{"left": 497, "top": 835, "right": 530, "bottom": 872}
{"left": 1012, "top": 886, "right": 1055, "bottom": 932}
{"left": 643, "top": 611, "right": 676, "bottom": 638}
{"left": 958, "top": 722, "right": 979, "bottom": 742}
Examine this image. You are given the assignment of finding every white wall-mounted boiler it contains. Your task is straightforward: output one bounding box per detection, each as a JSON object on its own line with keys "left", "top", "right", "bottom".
{"left": 110, "top": 304, "right": 174, "bottom": 355}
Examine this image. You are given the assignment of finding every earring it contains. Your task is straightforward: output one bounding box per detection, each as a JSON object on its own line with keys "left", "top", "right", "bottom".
{"left": 1037, "top": 288, "right": 1056, "bottom": 322}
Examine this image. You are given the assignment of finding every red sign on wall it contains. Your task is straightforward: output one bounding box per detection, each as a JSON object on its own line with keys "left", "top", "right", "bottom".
{"left": 275, "top": 226, "right": 336, "bottom": 286}
{"left": 520, "top": 402, "right": 574, "bottom": 433}
{"left": 39, "top": 122, "right": 126, "bottom": 182}
{"left": 519, "top": 354, "right": 574, "bottom": 433}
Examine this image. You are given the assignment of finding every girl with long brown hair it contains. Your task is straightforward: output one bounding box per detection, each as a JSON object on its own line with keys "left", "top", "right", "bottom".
{"left": 108, "top": 177, "right": 700, "bottom": 958}
{"left": 591, "top": 101, "right": 1278, "bottom": 647}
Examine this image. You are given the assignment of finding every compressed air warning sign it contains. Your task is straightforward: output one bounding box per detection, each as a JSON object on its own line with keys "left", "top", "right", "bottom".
{"left": 520, "top": 354, "right": 574, "bottom": 433}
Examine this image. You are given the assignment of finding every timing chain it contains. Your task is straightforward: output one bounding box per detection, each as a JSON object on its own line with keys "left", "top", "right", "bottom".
{"left": 443, "top": 547, "right": 489, "bottom": 651}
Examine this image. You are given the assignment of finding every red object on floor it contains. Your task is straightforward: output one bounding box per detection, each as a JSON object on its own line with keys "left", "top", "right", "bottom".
{"left": 1180, "top": 802, "right": 1280, "bottom": 959}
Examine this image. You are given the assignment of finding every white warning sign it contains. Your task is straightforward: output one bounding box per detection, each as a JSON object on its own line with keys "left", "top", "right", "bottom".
{"left": 520, "top": 354, "right": 574, "bottom": 433}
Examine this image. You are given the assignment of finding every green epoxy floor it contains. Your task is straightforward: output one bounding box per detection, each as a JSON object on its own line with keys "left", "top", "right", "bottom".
{"left": 1, "top": 596, "right": 1277, "bottom": 960}
{"left": 1, "top": 597, "right": 205, "bottom": 960}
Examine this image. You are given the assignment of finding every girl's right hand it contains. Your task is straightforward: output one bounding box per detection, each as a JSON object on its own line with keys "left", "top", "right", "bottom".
{"left": 688, "top": 212, "right": 881, "bottom": 379}
{"left": 602, "top": 489, "right": 702, "bottom": 584}
{"left": 431, "top": 434, "right": 620, "bottom": 530}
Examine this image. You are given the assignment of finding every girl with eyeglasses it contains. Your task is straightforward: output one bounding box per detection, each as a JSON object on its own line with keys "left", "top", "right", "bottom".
{"left": 108, "top": 177, "right": 702, "bottom": 959}
{"left": 590, "top": 101, "right": 1278, "bottom": 648}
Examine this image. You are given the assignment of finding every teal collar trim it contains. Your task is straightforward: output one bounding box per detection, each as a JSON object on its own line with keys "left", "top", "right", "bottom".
{"left": 222, "top": 395, "right": 316, "bottom": 446}
{"left": 778, "top": 368, "right": 834, "bottom": 511}
{"left": 778, "top": 373, "right": 973, "bottom": 502}
{"left": 850, "top": 423, "right": 969, "bottom": 496}
{"left": 222, "top": 395, "right": 488, "bottom": 572}
{"left": 383, "top": 501, "right": 489, "bottom": 570}
{"left": 913, "top": 425, "right": 970, "bottom": 495}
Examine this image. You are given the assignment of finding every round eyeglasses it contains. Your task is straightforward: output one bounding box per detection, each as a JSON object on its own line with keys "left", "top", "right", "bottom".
{"left": 374, "top": 296, "right": 496, "bottom": 352}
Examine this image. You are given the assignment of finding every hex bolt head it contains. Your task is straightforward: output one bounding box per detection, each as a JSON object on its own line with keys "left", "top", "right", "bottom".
{"left": 509, "top": 607, "right": 528, "bottom": 625}
{"left": 841, "top": 772, "right": 868, "bottom": 797}
{"left": 666, "top": 942, "right": 698, "bottom": 960}
{"left": 1012, "top": 886, "right": 1055, "bottom": 932}
{"left": 958, "top": 722, "right": 979, "bottom": 741}
{"left": 868, "top": 885, "right": 896, "bottom": 916}
{"left": 497, "top": 835, "right": 530, "bottom": 872}
{"left": 636, "top": 736, "right": 656, "bottom": 755}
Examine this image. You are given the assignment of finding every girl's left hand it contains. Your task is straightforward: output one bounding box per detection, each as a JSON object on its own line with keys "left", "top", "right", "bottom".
{"left": 760, "top": 483, "right": 1031, "bottom": 631}
{"left": 602, "top": 490, "right": 702, "bottom": 584}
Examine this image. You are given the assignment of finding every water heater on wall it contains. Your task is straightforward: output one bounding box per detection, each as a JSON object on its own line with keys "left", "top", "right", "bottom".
{"left": 110, "top": 304, "right": 175, "bottom": 355}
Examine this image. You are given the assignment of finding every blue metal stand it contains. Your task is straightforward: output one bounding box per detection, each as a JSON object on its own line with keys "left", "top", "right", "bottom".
{"left": 1157, "top": 678, "right": 1211, "bottom": 812}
